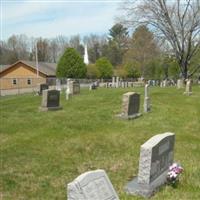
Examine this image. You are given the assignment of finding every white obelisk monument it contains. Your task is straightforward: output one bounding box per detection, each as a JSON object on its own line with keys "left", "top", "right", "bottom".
{"left": 84, "top": 44, "right": 89, "bottom": 65}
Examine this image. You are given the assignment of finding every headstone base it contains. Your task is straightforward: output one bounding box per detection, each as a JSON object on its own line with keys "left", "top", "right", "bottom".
{"left": 183, "top": 92, "right": 192, "bottom": 96}
{"left": 116, "top": 113, "right": 142, "bottom": 120}
{"left": 125, "top": 170, "right": 168, "bottom": 198}
{"left": 39, "top": 106, "right": 62, "bottom": 112}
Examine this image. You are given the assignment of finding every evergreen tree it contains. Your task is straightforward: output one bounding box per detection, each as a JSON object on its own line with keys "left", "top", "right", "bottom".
{"left": 56, "top": 48, "right": 86, "bottom": 78}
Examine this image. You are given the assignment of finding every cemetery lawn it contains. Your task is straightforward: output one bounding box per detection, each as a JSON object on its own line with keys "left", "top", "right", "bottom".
{"left": 1, "top": 86, "right": 200, "bottom": 200}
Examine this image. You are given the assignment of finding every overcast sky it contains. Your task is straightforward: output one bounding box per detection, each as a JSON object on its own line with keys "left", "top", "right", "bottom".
{"left": 1, "top": 0, "right": 123, "bottom": 41}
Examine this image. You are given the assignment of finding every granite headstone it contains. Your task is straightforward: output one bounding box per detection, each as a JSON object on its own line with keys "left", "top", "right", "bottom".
{"left": 39, "top": 89, "right": 62, "bottom": 111}
{"left": 125, "top": 132, "right": 175, "bottom": 198}
{"left": 67, "top": 169, "right": 119, "bottom": 200}
{"left": 117, "top": 92, "right": 142, "bottom": 119}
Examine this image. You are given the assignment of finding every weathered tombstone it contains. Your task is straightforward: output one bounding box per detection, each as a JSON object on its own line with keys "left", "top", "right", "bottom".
{"left": 117, "top": 92, "right": 142, "bottom": 119}
{"left": 68, "top": 80, "right": 80, "bottom": 95}
{"left": 67, "top": 169, "right": 119, "bottom": 200}
{"left": 125, "top": 132, "right": 175, "bottom": 198}
{"left": 39, "top": 83, "right": 48, "bottom": 95}
{"left": 39, "top": 89, "right": 62, "bottom": 111}
{"left": 177, "top": 79, "right": 184, "bottom": 89}
{"left": 184, "top": 79, "right": 192, "bottom": 95}
{"left": 144, "top": 84, "right": 151, "bottom": 112}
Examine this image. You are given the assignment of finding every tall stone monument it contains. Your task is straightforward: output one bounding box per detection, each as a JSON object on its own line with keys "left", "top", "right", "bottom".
{"left": 112, "top": 77, "right": 116, "bottom": 88}
{"left": 67, "top": 169, "right": 119, "bottom": 200}
{"left": 184, "top": 79, "right": 192, "bottom": 95}
{"left": 125, "top": 132, "right": 175, "bottom": 198}
{"left": 116, "top": 77, "right": 119, "bottom": 88}
{"left": 144, "top": 84, "right": 151, "bottom": 112}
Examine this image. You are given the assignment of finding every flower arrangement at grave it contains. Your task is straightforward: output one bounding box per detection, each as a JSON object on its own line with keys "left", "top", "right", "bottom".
{"left": 167, "top": 163, "right": 183, "bottom": 186}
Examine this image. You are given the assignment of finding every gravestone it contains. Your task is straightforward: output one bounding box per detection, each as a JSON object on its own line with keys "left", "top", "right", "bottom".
{"left": 163, "top": 80, "right": 168, "bottom": 87}
{"left": 144, "top": 84, "right": 151, "bottom": 112}
{"left": 65, "top": 87, "right": 72, "bottom": 100}
{"left": 68, "top": 80, "right": 80, "bottom": 95}
{"left": 39, "top": 83, "right": 49, "bottom": 95}
{"left": 117, "top": 92, "right": 142, "bottom": 119}
{"left": 125, "top": 132, "right": 175, "bottom": 198}
{"left": 39, "top": 89, "right": 62, "bottom": 111}
{"left": 112, "top": 76, "right": 116, "bottom": 88}
{"left": 89, "top": 83, "right": 97, "bottom": 90}
{"left": 67, "top": 169, "right": 119, "bottom": 200}
{"left": 116, "top": 77, "right": 119, "bottom": 88}
{"left": 177, "top": 79, "right": 184, "bottom": 89}
{"left": 184, "top": 80, "right": 192, "bottom": 95}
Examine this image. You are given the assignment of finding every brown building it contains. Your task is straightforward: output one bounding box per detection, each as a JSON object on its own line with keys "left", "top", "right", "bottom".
{"left": 0, "top": 60, "right": 57, "bottom": 95}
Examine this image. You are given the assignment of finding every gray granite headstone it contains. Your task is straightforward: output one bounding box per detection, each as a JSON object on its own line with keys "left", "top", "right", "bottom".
{"left": 39, "top": 83, "right": 49, "bottom": 95}
{"left": 117, "top": 92, "right": 142, "bottom": 120}
{"left": 67, "top": 169, "right": 119, "bottom": 200}
{"left": 39, "top": 89, "right": 62, "bottom": 111}
{"left": 125, "top": 132, "right": 175, "bottom": 198}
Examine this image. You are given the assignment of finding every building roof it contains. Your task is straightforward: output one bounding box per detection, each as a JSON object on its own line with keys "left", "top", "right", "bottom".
{"left": 0, "top": 60, "right": 57, "bottom": 76}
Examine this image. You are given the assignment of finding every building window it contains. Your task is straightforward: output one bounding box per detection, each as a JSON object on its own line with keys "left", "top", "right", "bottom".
{"left": 27, "top": 78, "right": 32, "bottom": 85}
{"left": 12, "top": 79, "right": 17, "bottom": 85}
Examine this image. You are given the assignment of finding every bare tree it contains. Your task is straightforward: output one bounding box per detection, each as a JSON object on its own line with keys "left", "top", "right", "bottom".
{"left": 49, "top": 39, "right": 59, "bottom": 63}
{"left": 121, "top": 0, "right": 200, "bottom": 79}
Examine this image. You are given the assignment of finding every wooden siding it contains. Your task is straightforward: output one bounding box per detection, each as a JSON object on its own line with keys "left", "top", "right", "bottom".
{"left": 0, "top": 62, "right": 46, "bottom": 90}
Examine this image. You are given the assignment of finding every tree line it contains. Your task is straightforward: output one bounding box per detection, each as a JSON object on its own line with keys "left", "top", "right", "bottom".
{"left": 1, "top": 0, "right": 199, "bottom": 80}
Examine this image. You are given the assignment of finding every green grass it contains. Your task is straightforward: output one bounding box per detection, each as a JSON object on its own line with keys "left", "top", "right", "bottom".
{"left": 0, "top": 86, "right": 200, "bottom": 200}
